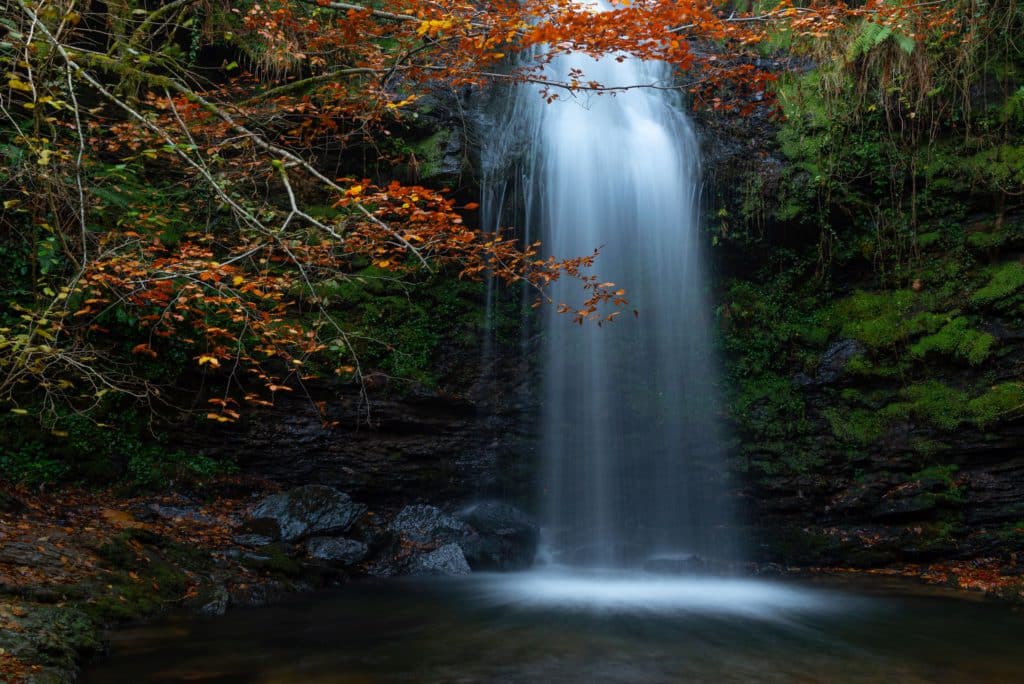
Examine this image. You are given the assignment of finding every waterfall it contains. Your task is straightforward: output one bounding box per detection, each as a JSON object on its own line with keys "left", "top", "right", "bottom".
{"left": 485, "top": 9, "right": 733, "bottom": 569}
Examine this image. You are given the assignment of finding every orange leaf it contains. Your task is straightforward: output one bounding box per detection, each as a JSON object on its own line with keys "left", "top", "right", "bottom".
{"left": 131, "top": 343, "right": 158, "bottom": 359}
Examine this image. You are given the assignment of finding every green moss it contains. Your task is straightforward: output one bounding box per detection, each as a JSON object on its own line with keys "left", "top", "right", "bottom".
{"left": 911, "top": 464, "right": 959, "bottom": 488}
{"left": 247, "top": 543, "right": 303, "bottom": 578}
{"left": 127, "top": 448, "right": 237, "bottom": 490}
{"left": 89, "top": 530, "right": 196, "bottom": 622}
{"left": 722, "top": 271, "right": 834, "bottom": 380}
{"left": 970, "top": 261, "right": 1024, "bottom": 307}
{"left": 314, "top": 268, "right": 486, "bottom": 385}
{"left": 844, "top": 353, "right": 908, "bottom": 378}
{"left": 0, "top": 439, "right": 70, "bottom": 486}
{"left": 967, "top": 228, "right": 1008, "bottom": 250}
{"left": 880, "top": 381, "right": 967, "bottom": 431}
{"left": 910, "top": 437, "right": 947, "bottom": 457}
{"left": 0, "top": 604, "right": 101, "bottom": 674}
{"left": 960, "top": 144, "right": 1024, "bottom": 189}
{"left": 909, "top": 316, "right": 996, "bottom": 365}
{"left": 748, "top": 448, "right": 825, "bottom": 477}
{"left": 0, "top": 407, "right": 237, "bottom": 488}
{"left": 732, "top": 373, "right": 809, "bottom": 440}
{"left": 917, "top": 231, "right": 943, "bottom": 248}
{"left": 916, "top": 519, "right": 964, "bottom": 548}
{"left": 408, "top": 130, "right": 451, "bottom": 179}
{"left": 824, "top": 407, "right": 885, "bottom": 445}
{"left": 833, "top": 290, "right": 937, "bottom": 350}
{"left": 967, "top": 383, "right": 1024, "bottom": 427}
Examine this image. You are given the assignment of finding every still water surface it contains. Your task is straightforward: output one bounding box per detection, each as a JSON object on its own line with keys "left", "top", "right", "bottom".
{"left": 84, "top": 572, "right": 1024, "bottom": 683}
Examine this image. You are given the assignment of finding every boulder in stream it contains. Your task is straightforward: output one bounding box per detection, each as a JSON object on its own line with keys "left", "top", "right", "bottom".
{"left": 306, "top": 537, "right": 369, "bottom": 565}
{"left": 387, "top": 504, "right": 470, "bottom": 545}
{"left": 456, "top": 501, "right": 538, "bottom": 570}
{"left": 246, "top": 485, "right": 366, "bottom": 542}
{"left": 406, "top": 543, "right": 471, "bottom": 576}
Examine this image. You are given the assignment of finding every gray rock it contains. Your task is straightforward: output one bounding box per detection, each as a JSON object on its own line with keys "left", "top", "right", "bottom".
{"left": 143, "top": 503, "right": 220, "bottom": 526}
{"left": 816, "top": 339, "right": 865, "bottom": 384}
{"left": 198, "top": 584, "right": 230, "bottom": 617}
{"left": 407, "top": 543, "right": 471, "bottom": 576}
{"left": 232, "top": 533, "right": 274, "bottom": 548}
{"left": 222, "top": 548, "right": 273, "bottom": 563}
{"left": 456, "top": 501, "right": 538, "bottom": 571}
{"left": 388, "top": 504, "right": 469, "bottom": 545}
{"left": 246, "top": 485, "right": 366, "bottom": 542}
{"left": 306, "top": 537, "right": 368, "bottom": 565}
{"left": 792, "top": 372, "right": 815, "bottom": 387}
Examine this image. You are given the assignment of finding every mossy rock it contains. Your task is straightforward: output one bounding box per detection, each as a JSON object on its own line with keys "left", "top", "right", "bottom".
{"left": 0, "top": 602, "right": 100, "bottom": 677}
{"left": 86, "top": 530, "right": 204, "bottom": 623}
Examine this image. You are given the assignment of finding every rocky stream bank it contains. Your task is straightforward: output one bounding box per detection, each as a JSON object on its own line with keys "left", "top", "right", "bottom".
{"left": 0, "top": 480, "right": 538, "bottom": 684}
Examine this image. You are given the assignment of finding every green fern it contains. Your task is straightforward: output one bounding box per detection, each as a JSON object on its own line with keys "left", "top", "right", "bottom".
{"left": 847, "top": 20, "right": 914, "bottom": 60}
{"left": 848, "top": 22, "right": 891, "bottom": 60}
{"left": 1001, "top": 86, "right": 1024, "bottom": 126}
{"left": 893, "top": 32, "right": 916, "bottom": 55}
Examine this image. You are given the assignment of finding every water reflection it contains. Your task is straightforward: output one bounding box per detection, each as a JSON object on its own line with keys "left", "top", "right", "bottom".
{"left": 84, "top": 574, "right": 1024, "bottom": 684}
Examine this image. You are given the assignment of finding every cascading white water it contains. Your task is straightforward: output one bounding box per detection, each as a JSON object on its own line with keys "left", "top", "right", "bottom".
{"left": 476, "top": 15, "right": 839, "bottom": 614}
{"left": 481, "top": 0, "right": 736, "bottom": 574}
{"left": 506, "top": 13, "right": 732, "bottom": 568}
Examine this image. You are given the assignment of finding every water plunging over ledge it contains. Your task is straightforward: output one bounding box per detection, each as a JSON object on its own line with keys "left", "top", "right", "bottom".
{"left": 489, "top": 6, "right": 731, "bottom": 569}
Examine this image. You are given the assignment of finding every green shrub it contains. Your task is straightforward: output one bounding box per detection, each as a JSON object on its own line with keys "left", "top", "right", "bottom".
{"left": 127, "top": 448, "right": 237, "bottom": 490}
{"left": 0, "top": 441, "right": 70, "bottom": 486}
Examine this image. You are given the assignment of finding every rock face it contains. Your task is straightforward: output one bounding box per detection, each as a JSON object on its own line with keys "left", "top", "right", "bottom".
{"left": 694, "top": 107, "right": 1024, "bottom": 570}
{"left": 406, "top": 543, "right": 472, "bottom": 576}
{"left": 456, "top": 501, "right": 538, "bottom": 570}
{"left": 306, "top": 537, "right": 368, "bottom": 565}
{"left": 247, "top": 485, "right": 366, "bottom": 542}
{"left": 179, "top": 355, "right": 539, "bottom": 511}
{"left": 814, "top": 339, "right": 865, "bottom": 384}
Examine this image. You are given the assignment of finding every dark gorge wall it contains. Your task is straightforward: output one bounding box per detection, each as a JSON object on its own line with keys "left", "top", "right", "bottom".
{"left": 183, "top": 343, "right": 539, "bottom": 513}
{"left": 695, "top": 58, "right": 1024, "bottom": 568}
